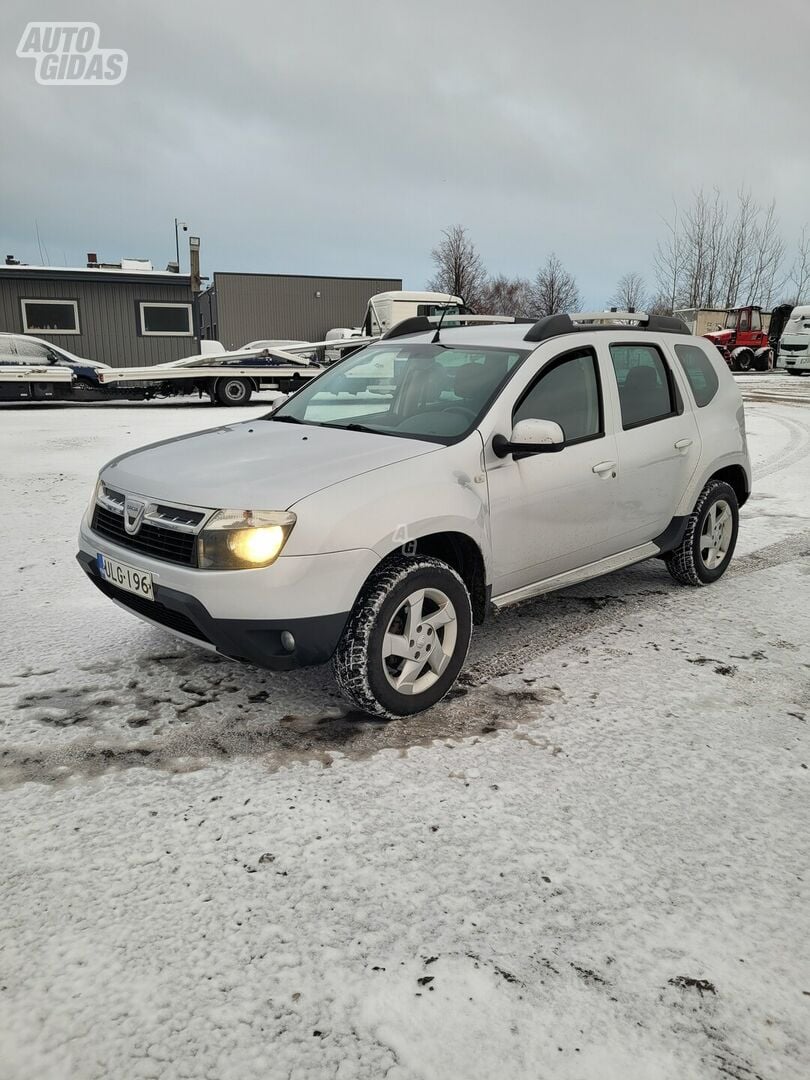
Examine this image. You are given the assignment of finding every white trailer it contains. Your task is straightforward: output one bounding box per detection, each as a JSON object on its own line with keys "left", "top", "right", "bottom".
{"left": 0, "top": 364, "right": 74, "bottom": 402}
{"left": 95, "top": 338, "right": 375, "bottom": 406}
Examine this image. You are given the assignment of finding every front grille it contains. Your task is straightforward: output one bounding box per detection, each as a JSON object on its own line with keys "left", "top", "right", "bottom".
{"left": 92, "top": 505, "right": 197, "bottom": 566}
{"left": 780, "top": 343, "right": 808, "bottom": 354}
{"left": 93, "top": 575, "right": 210, "bottom": 643}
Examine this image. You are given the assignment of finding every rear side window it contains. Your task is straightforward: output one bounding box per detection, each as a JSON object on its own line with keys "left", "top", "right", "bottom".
{"left": 610, "top": 344, "right": 677, "bottom": 429}
{"left": 674, "top": 344, "right": 719, "bottom": 407}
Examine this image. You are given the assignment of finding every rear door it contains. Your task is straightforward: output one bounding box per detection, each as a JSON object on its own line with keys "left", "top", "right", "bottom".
{"left": 603, "top": 337, "right": 701, "bottom": 547}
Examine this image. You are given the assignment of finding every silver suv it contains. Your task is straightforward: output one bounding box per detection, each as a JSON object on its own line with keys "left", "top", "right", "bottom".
{"left": 78, "top": 311, "right": 750, "bottom": 718}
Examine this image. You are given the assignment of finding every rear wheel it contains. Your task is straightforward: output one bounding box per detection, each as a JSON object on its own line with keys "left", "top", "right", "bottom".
{"left": 333, "top": 555, "right": 472, "bottom": 719}
{"left": 733, "top": 349, "right": 753, "bottom": 372}
{"left": 665, "top": 480, "right": 739, "bottom": 586}
{"left": 215, "top": 377, "right": 252, "bottom": 405}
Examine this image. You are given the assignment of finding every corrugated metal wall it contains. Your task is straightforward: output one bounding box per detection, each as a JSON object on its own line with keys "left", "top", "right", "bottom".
{"left": 213, "top": 273, "right": 402, "bottom": 348}
{"left": 0, "top": 271, "right": 197, "bottom": 367}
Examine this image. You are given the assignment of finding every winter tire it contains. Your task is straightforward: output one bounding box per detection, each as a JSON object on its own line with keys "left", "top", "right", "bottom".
{"left": 733, "top": 349, "right": 753, "bottom": 373}
{"left": 215, "top": 377, "right": 252, "bottom": 405}
{"left": 665, "top": 480, "right": 739, "bottom": 586}
{"left": 333, "top": 555, "right": 473, "bottom": 719}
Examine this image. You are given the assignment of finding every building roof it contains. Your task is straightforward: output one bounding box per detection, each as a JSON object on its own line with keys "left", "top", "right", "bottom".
{"left": 0, "top": 264, "right": 191, "bottom": 285}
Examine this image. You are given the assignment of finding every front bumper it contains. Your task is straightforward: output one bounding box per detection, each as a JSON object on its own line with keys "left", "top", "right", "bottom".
{"left": 77, "top": 515, "right": 379, "bottom": 669}
{"left": 76, "top": 550, "right": 349, "bottom": 669}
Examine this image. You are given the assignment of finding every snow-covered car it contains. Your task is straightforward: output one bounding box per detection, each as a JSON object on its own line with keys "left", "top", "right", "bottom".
{"left": 0, "top": 332, "right": 110, "bottom": 400}
{"left": 77, "top": 311, "right": 750, "bottom": 718}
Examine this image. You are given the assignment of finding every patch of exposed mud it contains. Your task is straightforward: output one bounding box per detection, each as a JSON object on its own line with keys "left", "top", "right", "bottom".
{"left": 0, "top": 682, "right": 563, "bottom": 789}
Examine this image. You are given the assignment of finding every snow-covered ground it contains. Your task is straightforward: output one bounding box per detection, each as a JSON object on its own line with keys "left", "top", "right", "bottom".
{"left": 1, "top": 378, "right": 809, "bottom": 1080}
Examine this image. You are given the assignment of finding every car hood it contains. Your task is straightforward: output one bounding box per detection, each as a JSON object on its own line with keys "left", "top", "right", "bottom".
{"left": 102, "top": 420, "right": 440, "bottom": 509}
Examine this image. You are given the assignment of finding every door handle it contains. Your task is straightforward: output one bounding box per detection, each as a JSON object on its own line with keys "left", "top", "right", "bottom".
{"left": 592, "top": 460, "right": 617, "bottom": 476}
{"left": 674, "top": 438, "right": 693, "bottom": 451}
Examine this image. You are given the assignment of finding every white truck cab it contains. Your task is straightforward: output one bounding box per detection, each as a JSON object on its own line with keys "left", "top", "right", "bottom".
{"left": 78, "top": 311, "right": 750, "bottom": 719}
{"left": 777, "top": 305, "right": 810, "bottom": 374}
{"left": 325, "top": 291, "right": 468, "bottom": 356}
{"left": 361, "top": 291, "right": 467, "bottom": 337}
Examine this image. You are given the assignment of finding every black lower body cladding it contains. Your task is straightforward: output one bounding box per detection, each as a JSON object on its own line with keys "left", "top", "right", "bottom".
{"left": 76, "top": 552, "right": 348, "bottom": 670}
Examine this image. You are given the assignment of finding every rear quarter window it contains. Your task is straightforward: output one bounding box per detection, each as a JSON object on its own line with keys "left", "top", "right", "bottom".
{"left": 674, "top": 343, "right": 719, "bottom": 407}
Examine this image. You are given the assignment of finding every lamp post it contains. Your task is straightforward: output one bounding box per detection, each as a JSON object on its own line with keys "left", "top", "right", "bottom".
{"left": 174, "top": 218, "right": 187, "bottom": 270}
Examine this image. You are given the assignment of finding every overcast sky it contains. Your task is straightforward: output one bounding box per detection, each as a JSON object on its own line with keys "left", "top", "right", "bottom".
{"left": 2, "top": 0, "right": 808, "bottom": 307}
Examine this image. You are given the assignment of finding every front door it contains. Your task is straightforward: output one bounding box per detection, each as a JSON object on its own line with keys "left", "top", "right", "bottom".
{"left": 486, "top": 345, "right": 623, "bottom": 598}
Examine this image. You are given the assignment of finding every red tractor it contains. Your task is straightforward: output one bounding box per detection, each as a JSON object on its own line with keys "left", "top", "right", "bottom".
{"left": 703, "top": 306, "right": 772, "bottom": 372}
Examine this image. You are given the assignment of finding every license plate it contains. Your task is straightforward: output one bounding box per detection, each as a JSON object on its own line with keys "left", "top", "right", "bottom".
{"left": 97, "top": 553, "right": 154, "bottom": 600}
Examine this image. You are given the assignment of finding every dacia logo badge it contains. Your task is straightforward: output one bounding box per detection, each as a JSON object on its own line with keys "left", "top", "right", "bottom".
{"left": 124, "top": 497, "right": 146, "bottom": 535}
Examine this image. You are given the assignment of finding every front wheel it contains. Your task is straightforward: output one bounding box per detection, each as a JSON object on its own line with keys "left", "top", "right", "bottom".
{"left": 333, "top": 555, "right": 472, "bottom": 719}
{"left": 215, "top": 377, "right": 252, "bottom": 405}
{"left": 665, "top": 480, "right": 739, "bottom": 586}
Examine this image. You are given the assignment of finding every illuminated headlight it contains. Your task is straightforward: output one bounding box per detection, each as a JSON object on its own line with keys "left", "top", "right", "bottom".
{"left": 197, "top": 510, "right": 296, "bottom": 570}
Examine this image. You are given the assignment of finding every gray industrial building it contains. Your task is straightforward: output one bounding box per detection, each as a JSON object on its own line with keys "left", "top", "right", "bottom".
{"left": 0, "top": 257, "right": 197, "bottom": 368}
{"left": 198, "top": 272, "right": 402, "bottom": 349}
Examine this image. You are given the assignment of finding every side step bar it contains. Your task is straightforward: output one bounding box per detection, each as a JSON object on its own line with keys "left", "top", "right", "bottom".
{"left": 490, "top": 542, "right": 660, "bottom": 610}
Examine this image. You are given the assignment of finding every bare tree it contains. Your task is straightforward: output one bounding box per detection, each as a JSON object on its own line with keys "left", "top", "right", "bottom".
{"left": 479, "top": 274, "right": 534, "bottom": 317}
{"left": 427, "top": 225, "right": 488, "bottom": 309}
{"left": 655, "top": 188, "right": 789, "bottom": 310}
{"left": 744, "top": 199, "right": 785, "bottom": 307}
{"left": 787, "top": 225, "right": 810, "bottom": 305}
{"left": 609, "top": 271, "right": 648, "bottom": 311}
{"left": 653, "top": 201, "right": 687, "bottom": 313}
{"left": 531, "top": 253, "right": 581, "bottom": 316}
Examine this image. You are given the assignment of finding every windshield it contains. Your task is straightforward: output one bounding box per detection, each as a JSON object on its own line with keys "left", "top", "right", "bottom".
{"left": 724, "top": 311, "right": 739, "bottom": 329}
{"left": 267, "top": 341, "right": 528, "bottom": 442}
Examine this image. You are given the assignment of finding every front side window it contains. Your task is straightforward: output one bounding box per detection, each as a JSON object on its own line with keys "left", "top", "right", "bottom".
{"left": 674, "top": 343, "right": 719, "bottom": 407}
{"left": 139, "top": 303, "right": 193, "bottom": 336}
{"left": 514, "top": 348, "right": 602, "bottom": 443}
{"left": 21, "top": 299, "right": 79, "bottom": 334}
{"left": 750, "top": 309, "right": 762, "bottom": 331}
{"left": 610, "top": 343, "right": 677, "bottom": 429}
{"left": 268, "top": 342, "right": 527, "bottom": 443}
{"left": 12, "top": 338, "right": 53, "bottom": 361}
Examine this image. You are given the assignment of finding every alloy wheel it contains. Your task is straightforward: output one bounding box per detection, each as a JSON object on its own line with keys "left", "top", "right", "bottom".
{"left": 381, "top": 587, "right": 458, "bottom": 696}
{"left": 700, "top": 499, "right": 733, "bottom": 569}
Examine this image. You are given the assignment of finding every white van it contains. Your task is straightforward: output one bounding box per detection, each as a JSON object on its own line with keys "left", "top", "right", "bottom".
{"left": 777, "top": 305, "right": 810, "bottom": 374}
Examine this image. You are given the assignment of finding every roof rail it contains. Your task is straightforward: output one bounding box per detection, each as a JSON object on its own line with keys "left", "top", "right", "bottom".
{"left": 381, "top": 316, "right": 432, "bottom": 339}
{"left": 524, "top": 310, "right": 690, "bottom": 343}
{"left": 382, "top": 313, "right": 515, "bottom": 340}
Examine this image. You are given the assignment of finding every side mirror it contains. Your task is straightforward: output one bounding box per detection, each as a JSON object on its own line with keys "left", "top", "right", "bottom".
{"left": 492, "top": 417, "right": 565, "bottom": 458}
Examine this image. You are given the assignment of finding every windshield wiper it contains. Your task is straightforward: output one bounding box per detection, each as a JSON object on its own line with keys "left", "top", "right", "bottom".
{"left": 266, "top": 414, "right": 305, "bottom": 424}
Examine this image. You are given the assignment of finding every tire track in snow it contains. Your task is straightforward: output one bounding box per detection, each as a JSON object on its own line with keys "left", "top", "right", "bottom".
{"left": 752, "top": 408, "right": 810, "bottom": 481}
